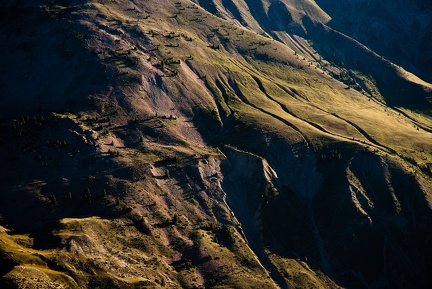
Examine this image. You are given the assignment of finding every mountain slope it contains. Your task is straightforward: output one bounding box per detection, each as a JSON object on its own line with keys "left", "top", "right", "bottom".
{"left": 198, "top": 0, "right": 432, "bottom": 110}
{"left": 1, "top": 0, "right": 432, "bottom": 288}
{"left": 315, "top": 0, "right": 432, "bottom": 83}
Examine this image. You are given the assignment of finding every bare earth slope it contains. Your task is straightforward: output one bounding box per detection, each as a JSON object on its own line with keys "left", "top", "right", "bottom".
{"left": 1, "top": 0, "right": 432, "bottom": 288}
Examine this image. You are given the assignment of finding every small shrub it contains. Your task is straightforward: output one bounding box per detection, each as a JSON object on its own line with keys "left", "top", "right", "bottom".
{"left": 172, "top": 214, "right": 179, "bottom": 225}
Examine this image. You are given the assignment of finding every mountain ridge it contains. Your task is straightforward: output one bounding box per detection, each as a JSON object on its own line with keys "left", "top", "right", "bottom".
{"left": 1, "top": 0, "right": 432, "bottom": 288}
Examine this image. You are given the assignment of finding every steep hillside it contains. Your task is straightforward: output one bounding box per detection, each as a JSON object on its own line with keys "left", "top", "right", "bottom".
{"left": 315, "top": 0, "right": 432, "bottom": 83}
{"left": 1, "top": 0, "right": 432, "bottom": 288}
{"left": 198, "top": 0, "right": 432, "bottom": 110}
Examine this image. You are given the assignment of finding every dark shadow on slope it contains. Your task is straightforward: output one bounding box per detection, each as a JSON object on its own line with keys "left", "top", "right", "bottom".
{"left": 302, "top": 17, "right": 432, "bottom": 111}
{"left": 267, "top": 1, "right": 305, "bottom": 36}
{"left": 0, "top": 114, "right": 127, "bottom": 239}
{"left": 315, "top": 0, "right": 432, "bottom": 83}
{"left": 312, "top": 149, "right": 432, "bottom": 289}
{"left": 198, "top": 0, "right": 219, "bottom": 16}
{"left": 222, "top": 0, "right": 247, "bottom": 26}
{"left": 242, "top": 137, "right": 432, "bottom": 289}
{"left": 0, "top": 1, "right": 111, "bottom": 118}
{"left": 220, "top": 147, "right": 289, "bottom": 289}
{"left": 243, "top": 0, "right": 270, "bottom": 30}
{"left": 0, "top": 252, "right": 18, "bottom": 278}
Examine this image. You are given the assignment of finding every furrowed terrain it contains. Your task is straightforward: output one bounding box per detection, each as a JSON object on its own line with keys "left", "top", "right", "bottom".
{"left": 1, "top": 0, "right": 432, "bottom": 288}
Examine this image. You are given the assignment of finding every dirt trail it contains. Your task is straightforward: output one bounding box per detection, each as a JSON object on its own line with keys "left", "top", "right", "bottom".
{"left": 222, "top": 77, "right": 311, "bottom": 145}
{"left": 250, "top": 74, "right": 394, "bottom": 154}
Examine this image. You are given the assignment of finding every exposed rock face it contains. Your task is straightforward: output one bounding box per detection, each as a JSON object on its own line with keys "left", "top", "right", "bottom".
{"left": 221, "top": 141, "right": 432, "bottom": 288}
